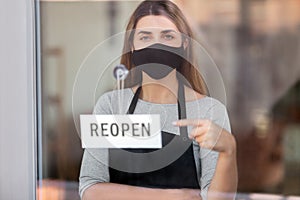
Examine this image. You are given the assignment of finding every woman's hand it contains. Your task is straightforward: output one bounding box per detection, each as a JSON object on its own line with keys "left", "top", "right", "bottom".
{"left": 173, "top": 119, "right": 236, "bottom": 156}
{"left": 174, "top": 119, "right": 238, "bottom": 200}
{"left": 181, "top": 189, "right": 203, "bottom": 200}
{"left": 166, "top": 188, "right": 202, "bottom": 200}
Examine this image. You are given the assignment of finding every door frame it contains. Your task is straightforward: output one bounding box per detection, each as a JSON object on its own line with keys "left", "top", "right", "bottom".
{"left": 0, "top": 0, "right": 37, "bottom": 199}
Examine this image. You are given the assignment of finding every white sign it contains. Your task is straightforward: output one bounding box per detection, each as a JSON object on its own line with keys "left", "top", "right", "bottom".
{"left": 80, "top": 114, "right": 161, "bottom": 148}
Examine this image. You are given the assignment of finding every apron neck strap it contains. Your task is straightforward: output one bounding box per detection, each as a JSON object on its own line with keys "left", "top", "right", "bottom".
{"left": 177, "top": 82, "right": 188, "bottom": 137}
{"left": 127, "top": 86, "right": 142, "bottom": 114}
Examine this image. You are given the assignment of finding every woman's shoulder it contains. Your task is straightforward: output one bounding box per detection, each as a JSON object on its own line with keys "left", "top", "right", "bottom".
{"left": 96, "top": 88, "right": 133, "bottom": 101}
{"left": 93, "top": 88, "right": 133, "bottom": 114}
{"left": 184, "top": 86, "right": 224, "bottom": 106}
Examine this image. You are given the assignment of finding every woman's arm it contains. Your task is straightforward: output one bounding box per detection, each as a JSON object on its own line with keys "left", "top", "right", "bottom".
{"left": 207, "top": 130, "right": 237, "bottom": 200}
{"left": 82, "top": 183, "right": 202, "bottom": 200}
{"left": 174, "top": 118, "right": 238, "bottom": 200}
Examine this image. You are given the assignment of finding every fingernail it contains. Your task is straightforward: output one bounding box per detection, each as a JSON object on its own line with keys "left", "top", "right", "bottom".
{"left": 172, "top": 121, "right": 177, "bottom": 126}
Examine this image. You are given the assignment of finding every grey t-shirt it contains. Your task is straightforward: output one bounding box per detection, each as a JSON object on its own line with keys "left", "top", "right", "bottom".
{"left": 79, "top": 88, "right": 231, "bottom": 199}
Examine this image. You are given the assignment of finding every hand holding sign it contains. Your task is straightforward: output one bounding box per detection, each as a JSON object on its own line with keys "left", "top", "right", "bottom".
{"left": 173, "top": 119, "right": 236, "bottom": 156}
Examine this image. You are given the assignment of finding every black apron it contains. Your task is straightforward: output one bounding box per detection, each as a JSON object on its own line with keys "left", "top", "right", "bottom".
{"left": 108, "top": 83, "right": 201, "bottom": 189}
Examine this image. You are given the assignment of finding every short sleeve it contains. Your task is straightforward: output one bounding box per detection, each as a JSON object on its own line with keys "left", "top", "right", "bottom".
{"left": 200, "top": 99, "right": 232, "bottom": 199}
{"left": 78, "top": 93, "right": 112, "bottom": 199}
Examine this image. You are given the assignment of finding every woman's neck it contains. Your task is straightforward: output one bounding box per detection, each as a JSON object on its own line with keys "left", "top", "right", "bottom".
{"left": 139, "top": 70, "right": 179, "bottom": 104}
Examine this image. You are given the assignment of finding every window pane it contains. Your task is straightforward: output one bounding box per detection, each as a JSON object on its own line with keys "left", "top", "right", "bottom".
{"left": 37, "top": 1, "right": 300, "bottom": 199}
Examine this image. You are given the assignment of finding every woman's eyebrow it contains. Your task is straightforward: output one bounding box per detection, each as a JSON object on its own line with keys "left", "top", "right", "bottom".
{"left": 137, "top": 30, "right": 152, "bottom": 35}
{"left": 161, "top": 29, "right": 177, "bottom": 34}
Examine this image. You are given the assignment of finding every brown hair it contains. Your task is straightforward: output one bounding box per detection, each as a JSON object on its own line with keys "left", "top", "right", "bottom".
{"left": 121, "top": 0, "right": 208, "bottom": 95}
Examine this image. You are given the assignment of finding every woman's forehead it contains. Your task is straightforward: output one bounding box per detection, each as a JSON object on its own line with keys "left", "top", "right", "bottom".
{"left": 135, "top": 15, "right": 179, "bottom": 32}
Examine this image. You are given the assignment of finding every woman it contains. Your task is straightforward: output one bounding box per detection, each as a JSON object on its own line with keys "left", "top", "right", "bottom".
{"left": 79, "top": 1, "right": 237, "bottom": 199}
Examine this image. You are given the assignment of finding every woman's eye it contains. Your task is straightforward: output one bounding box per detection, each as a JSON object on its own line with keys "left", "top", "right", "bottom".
{"left": 140, "top": 36, "right": 151, "bottom": 41}
{"left": 164, "top": 35, "right": 174, "bottom": 40}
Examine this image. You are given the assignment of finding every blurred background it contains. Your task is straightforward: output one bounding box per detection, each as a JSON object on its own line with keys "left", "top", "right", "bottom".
{"left": 38, "top": 0, "right": 300, "bottom": 199}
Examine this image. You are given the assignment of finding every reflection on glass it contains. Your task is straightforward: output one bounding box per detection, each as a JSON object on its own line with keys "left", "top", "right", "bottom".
{"left": 38, "top": 0, "right": 300, "bottom": 199}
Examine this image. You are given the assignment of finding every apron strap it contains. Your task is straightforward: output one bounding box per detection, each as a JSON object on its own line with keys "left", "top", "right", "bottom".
{"left": 126, "top": 86, "right": 142, "bottom": 114}
{"left": 177, "top": 82, "right": 188, "bottom": 138}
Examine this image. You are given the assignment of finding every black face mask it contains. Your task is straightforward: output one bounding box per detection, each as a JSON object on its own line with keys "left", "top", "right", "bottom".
{"left": 131, "top": 43, "right": 185, "bottom": 79}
